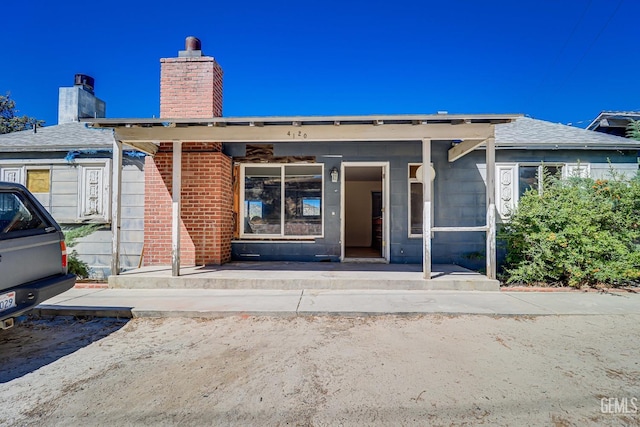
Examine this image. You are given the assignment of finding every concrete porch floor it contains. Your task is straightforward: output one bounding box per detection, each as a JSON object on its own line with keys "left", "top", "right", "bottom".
{"left": 108, "top": 262, "right": 499, "bottom": 291}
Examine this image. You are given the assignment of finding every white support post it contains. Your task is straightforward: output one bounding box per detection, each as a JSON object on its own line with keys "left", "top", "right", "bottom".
{"left": 111, "top": 140, "right": 123, "bottom": 276}
{"left": 485, "top": 137, "right": 497, "bottom": 280}
{"left": 172, "top": 140, "right": 182, "bottom": 277}
{"left": 422, "top": 138, "right": 432, "bottom": 280}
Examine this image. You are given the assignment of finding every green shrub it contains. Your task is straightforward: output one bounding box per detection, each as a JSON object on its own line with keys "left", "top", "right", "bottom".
{"left": 63, "top": 224, "right": 102, "bottom": 279}
{"left": 68, "top": 250, "right": 91, "bottom": 279}
{"left": 499, "top": 168, "right": 640, "bottom": 288}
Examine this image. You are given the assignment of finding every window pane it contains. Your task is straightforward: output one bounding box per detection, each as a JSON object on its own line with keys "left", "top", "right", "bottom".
{"left": 410, "top": 182, "right": 423, "bottom": 235}
{"left": 409, "top": 164, "right": 420, "bottom": 180}
{"left": 244, "top": 167, "right": 281, "bottom": 235}
{"left": 545, "top": 166, "right": 562, "bottom": 179}
{"left": 519, "top": 165, "right": 562, "bottom": 197}
{"left": 519, "top": 166, "right": 539, "bottom": 196}
{"left": 0, "top": 192, "right": 46, "bottom": 236}
{"left": 284, "top": 165, "right": 322, "bottom": 236}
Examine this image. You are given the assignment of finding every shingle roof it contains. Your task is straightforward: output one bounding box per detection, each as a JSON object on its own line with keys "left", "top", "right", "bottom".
{"left": 495, "top": 117, "right": 640, "bottom": 149}
{"left": 0, "top": 122, "right": 115, "bottom": 152}
{"left": 1, "top": 116, "right": 637, "bottom": 153}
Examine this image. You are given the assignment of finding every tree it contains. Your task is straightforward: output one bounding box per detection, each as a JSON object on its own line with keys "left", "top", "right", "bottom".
{"left": 627, "top": 120, "right": 640, "bottom": 141}
{"left": 0, "top": 93, "right": 44, "bottom": 134}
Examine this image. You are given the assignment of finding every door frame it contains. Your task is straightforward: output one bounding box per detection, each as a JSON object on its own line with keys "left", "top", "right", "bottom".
{"left": 340, "top": 161, "right": 390, "bottom": 262}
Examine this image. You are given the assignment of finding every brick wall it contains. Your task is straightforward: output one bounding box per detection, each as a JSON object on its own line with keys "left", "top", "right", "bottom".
{"left": 143, "top": 43, "right": 232, "bottom": 267}
{"left": 160, "top": 56, "right": 223, "bottom": 118}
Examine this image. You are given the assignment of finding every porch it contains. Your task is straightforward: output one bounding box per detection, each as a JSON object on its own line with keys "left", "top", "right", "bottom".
{"left": 108, "top": 262, "right": 500, "bottom": 291}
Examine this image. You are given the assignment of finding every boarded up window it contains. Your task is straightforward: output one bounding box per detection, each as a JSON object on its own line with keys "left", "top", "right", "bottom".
{"left": 26, "top": 170, "right": 50, "bottom": 193}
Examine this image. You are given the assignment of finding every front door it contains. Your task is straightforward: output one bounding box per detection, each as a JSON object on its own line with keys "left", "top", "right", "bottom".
{"left": 341, "top": 163, "right": 389, "bottom": 262}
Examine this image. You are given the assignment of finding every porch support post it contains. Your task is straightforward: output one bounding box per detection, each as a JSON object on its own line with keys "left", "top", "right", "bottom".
{"left": 485, "top": 137, "right": 497, "bottom": 279}
{"left": 172, "top": 140, "right": 182, "bottom": 277}
{"left": 422, "top": 138, "right": 432, "bottom": 280}
{"left": 110, "top": 139, "right": 123, "bottom": 276}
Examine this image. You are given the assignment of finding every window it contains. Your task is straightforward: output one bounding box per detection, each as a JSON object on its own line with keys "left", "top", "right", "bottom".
{"left": 518, "top": 164, "right": 562, "bottom": 197}
{"left": 241, "top": 164, "right": 323, "bottom": 238}
{"left": 0, "top": 192, "right": 46, "bottom": 237}
{"left": 408, "top": 163, "right": 434, "bottom": 237}
{"left": 26, "top": 169, "right": 51, "bottom": 193}
{"left": 496, "top": 162, "right": 590, "bottom": 220}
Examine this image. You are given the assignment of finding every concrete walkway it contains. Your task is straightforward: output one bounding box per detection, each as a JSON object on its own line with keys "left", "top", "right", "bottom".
{"left": 33, "top": 287, "right": 640, "bottom": 318}
{"left": 108, "top": 262, "right": 500, "bottom": 291}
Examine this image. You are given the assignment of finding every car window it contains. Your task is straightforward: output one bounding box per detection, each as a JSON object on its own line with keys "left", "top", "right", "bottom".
{"left": 0, "top": 192, "right": 47, "bottom": 237}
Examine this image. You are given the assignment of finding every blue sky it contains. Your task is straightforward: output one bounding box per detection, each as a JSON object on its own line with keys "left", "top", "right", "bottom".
{"left": 2, "top": 0, "right": 637, "bottom": 128}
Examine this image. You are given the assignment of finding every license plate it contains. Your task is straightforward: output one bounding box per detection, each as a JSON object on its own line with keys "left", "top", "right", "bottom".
{"left": 0, "top": 291, "right": 16, "bottom": 313}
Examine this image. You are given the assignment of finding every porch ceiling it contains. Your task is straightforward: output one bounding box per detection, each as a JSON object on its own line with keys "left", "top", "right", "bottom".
{"left": 85, "top": 114, "right": 520, "bottom": 155}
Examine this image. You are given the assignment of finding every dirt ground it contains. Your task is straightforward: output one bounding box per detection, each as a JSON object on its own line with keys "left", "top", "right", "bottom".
{"left": 1, "top": 314, "right": 639, "bottom": 427}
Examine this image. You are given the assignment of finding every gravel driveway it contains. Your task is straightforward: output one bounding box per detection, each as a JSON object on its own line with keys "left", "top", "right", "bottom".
{"left": 1, "top": 314, "right": 639, "bottom": 426}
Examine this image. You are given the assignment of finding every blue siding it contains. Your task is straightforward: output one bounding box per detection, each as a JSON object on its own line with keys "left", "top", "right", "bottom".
{"left": 229, "top": 141, "right": 639, "bottom": 270}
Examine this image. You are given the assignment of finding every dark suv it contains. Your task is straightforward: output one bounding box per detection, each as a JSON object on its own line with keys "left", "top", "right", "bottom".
{"left": 0, "top": 182, "right": 76, "bottom": 329}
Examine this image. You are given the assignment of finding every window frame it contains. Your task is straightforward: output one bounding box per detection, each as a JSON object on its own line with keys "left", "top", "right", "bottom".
{"left": 239, "top": 163, "right": 324, "bottom": 240}
{"left": 516, "top": 162, "right": 564, "bottom": 197}
{"left": 407, "top": 163, "right": 434, "bottom": 239}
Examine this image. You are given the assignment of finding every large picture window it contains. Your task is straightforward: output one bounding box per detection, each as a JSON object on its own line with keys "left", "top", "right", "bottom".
{"left": 241, "top": 164, "right": 323, "bottom": 238}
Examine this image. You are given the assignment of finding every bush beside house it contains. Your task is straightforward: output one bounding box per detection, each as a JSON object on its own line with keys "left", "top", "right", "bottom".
{"left": 500, "top": 168, "right": 640, "bottom": 288}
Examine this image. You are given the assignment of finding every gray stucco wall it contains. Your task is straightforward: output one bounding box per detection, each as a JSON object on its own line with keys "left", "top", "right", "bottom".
{"left": 226, "top": 141, "right": 639, "bottom": 269}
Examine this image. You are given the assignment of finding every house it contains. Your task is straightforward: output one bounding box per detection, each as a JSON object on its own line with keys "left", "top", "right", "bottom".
{"left": 0, "top": 76, "right": 145, "bottom": 279}
{"left": 86, "top": 37, "right": 640, "bottom": 283}
{"left": 587, "top": 111, "right": 640, "bottom": 138}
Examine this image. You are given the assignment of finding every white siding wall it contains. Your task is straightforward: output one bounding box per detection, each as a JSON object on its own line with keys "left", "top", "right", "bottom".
{"left": 73, "top": 165, "right": 144, "bottom": 279}
{"left": 0, "top": 159, "right": 145, "bottom": 279}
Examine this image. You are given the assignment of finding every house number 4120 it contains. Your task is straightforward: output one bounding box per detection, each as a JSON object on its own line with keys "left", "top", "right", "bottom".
{"left": 287, "top": 130, "right": 307, "bottom": 139}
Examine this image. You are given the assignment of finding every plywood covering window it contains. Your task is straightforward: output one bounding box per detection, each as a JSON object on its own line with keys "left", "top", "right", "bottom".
{"left": 241, "top": 164, "right": 323, "bottom": 239}
{"left": 26, "top": 169, "right": 50, "bottom": 193}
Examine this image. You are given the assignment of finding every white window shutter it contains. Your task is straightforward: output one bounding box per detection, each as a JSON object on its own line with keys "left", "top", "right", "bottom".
{"left": 1, "top": 167, "right": 24, "bottom": 184}
{"left": 80, "top": 166, "right": 105, "bottom": 218}
{"left": 495, "top": 164, "right": 517, "bottom": 220}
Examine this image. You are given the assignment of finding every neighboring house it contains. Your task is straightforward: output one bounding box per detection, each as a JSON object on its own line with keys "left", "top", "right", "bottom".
{"left": 493, "top": 116, "right": 640, "bottom": 221}
{"left": 87, "top": 37, "right": 640, "bottom": 278}
{"left": 0, "top": 76, "right": 145, "bottom": 279}
{"left": 587, "top": 111, "right": 640, "bottom": 138}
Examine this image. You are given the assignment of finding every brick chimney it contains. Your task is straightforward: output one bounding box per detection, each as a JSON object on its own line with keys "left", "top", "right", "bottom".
{"left": 144, "top": 37, "right": 232, "bottom": 268}
{"left": 160, "top": 36, "right": 223, "bottom": 118}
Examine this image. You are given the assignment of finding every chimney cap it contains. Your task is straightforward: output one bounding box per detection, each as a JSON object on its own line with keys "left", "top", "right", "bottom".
{"left": 179, "top": 36, "right": 203, "bottom": 57}
{"left": 185, "top": 36, "right": 201, "bottom": 51}
{"left": 74, "top": 74, "right": 95, "bottom": 94}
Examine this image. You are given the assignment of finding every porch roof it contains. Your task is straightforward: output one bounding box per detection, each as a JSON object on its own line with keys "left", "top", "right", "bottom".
{"left": 85, "top": 113, "right": 520, "bottom": 155}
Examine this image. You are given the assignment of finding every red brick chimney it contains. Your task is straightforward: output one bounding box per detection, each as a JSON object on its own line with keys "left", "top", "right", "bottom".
{"left": 143, "top": 37, "right": 232, "bottom": 267}
{"left": 160, "top": 36, "right": 223, "bottom": 118}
